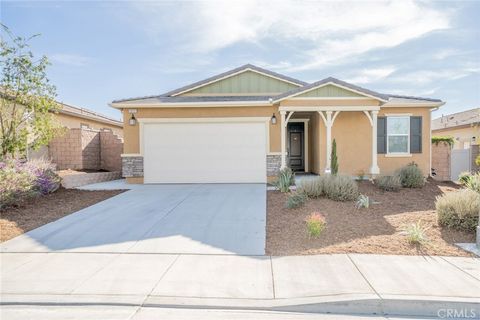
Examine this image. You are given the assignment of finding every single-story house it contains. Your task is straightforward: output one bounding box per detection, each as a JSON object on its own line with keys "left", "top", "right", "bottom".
{"left": 56, "top": 102, "right": 123, "bottom": 137}
{"left": 432, "top": 108, "right": 479, "bottom": 150}
{"left": 29, "top": 102, "right": 123, "bottom": 163}
{"left": 111, "top": 64, "right": 444, "bottom": 184}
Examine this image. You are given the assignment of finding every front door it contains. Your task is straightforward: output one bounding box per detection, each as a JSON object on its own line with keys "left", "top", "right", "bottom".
{"left": 288, "top": 123, "right": 305, "bottom": 172}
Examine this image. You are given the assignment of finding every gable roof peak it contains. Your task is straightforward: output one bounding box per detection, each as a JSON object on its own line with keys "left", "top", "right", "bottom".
{"left": 161, "top": 64, "right": 307, "bottom": 97}
{"left": 273, "top": 76, "right": 390, "bottom": 102}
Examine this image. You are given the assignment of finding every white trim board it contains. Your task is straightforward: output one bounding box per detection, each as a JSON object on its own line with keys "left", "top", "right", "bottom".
{"left": 279, "top": 106, "right": 380, "bottom": 112}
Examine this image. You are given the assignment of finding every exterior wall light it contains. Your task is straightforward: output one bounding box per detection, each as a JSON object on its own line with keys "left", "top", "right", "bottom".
{"left": 129, "top": 114, "right": 137, "bottom": 126}
{"left": 271, "top": 113, "right": 277, "bottom": 125}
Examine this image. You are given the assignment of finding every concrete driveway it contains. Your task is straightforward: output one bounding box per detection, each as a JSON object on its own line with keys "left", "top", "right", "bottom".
{"left": 0, "top": 183, "right": 266, "bottom": 255}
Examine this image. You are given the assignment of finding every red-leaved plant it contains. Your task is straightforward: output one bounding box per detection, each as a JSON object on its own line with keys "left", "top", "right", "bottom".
{"left": 305, "top": 212, "right": 326, "bottom": 238}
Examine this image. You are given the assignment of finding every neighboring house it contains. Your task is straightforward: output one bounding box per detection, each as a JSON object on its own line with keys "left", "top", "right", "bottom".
{"left": 432, "top": 108, "right": 479, "bottom": 150}
{"left": 111, "top": 64, "right": 444, "bottom": 184}
{"left": 29, "top": 102, "right": 124, "bottom": 172}
{"left": 56, "top": 102, "right": 123, "bottom": 137}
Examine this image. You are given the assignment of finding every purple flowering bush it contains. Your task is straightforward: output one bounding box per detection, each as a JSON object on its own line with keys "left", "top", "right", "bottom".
{"left": 0, "top": 158, "right": 61, "bottom": 209}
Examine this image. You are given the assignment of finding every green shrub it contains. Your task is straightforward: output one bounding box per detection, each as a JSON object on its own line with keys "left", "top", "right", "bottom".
{"left": 465, "top": 173, "right": 480, "bottom": 193}
{"left": 331, "top": 139, "right": 338, "bottom": 175}
{"left": 397, "top": 163, "right": 425, "bottom": 188}
{"left": 274, "top": 167, "right": 295, "bottom": 193}
{"left": 0, "top": 158, "right": 61, "bottom": 209}
{"left": 458, "top": 171, "right": 472, "bottom": 185}
{"left": 376, "top": 175, "right": 402, "bottom": 191}
{"left": 297, "top": 176, "right": 327, "bottom": 198}
{"left": 401, "top": 221, "right": 429, "bottom": 245}
{"left": 286, "top": 192, "right": 307, "bottom": 209}
{"left": 476, "top": 154, "right": 480, "bottom": 167}
{"left": 431, "top": 136, "right": 454, "bottom": 147}
{"left": 323, "top": 175, "right": 359, "bottom": 201}
{"left": 436, "top": 189, "right": 480, "bottom": 232}
{"left": 305, "top": 212, "right": 326, "bottom": 238}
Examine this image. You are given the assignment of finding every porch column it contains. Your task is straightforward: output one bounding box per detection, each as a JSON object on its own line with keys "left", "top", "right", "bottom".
{"left": 325, "top": 111, "right": 333, "bottom": 174}
{"left": 370, "top": 110, "right": 380, "bottom": 175}
{"left": 280, "top": 111, "right": 287, "bottom": 168}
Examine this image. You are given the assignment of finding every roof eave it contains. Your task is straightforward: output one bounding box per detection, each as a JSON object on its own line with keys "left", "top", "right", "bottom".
{"left": 109, "top": 100, "right": 272, "bottom": 109}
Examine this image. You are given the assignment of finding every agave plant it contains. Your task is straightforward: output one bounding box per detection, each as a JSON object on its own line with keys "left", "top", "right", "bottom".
{"left": 274, "top": 167, "right": 295, "bottom": 193}
{"left": 355, "top": 194, "right": 370, "bottom": 209}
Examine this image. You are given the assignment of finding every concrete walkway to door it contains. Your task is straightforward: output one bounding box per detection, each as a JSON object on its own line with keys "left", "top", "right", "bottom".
{"left": 0, "top": 182, "right": 266, "bottom": 255}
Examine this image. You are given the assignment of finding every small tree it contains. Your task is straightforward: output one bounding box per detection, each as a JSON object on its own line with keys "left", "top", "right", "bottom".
{"left": 331, "top": 139, "right": 338, "bottom": 175}
{"left": 0, "top": 26, "right": 60, "bottom": 158}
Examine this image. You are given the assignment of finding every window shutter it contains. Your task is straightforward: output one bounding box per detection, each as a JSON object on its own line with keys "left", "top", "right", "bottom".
{"left": 410, "top": 116, "right": 422, "bottom": 153}
{"left": 377, "top": 117, "right": 386, "bottom": 154}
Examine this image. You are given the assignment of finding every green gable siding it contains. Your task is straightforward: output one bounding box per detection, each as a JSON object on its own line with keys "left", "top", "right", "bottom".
{"left": 181, "top": 71, "right": 299, "bottom": 95}
{"left": 297, "top": 84, "right": 364, "bottom": 98}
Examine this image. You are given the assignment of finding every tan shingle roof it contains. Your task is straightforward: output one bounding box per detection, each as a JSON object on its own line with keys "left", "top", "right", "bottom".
{"left": 59, "top": 103, "right": 122, "bottom": 127}
{"left": 432, "top": 108, "right": 480, "bottom": 131}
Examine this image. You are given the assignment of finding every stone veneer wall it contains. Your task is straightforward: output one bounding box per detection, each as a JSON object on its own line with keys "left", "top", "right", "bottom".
{"left": 431, "top": 142, "right": 451, "bottom": 181}
{"left": 267, "top": 154, "right": 281, "bottom": 177}
{"left": 61, "top": 171, "right": 122, "bottom": 188}
{"left": 122, "top": 156, "right": 144, "bottom": 177}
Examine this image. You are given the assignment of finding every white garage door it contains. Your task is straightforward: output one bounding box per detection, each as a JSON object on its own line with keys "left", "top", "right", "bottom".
{"left": 143, "top": 119, "right": 267, "bottom": 183}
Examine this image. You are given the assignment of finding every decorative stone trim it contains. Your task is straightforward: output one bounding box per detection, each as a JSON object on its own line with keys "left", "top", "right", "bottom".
{"left": 267, "top": 154, "right": 281, "bottom": 176}
{"left": 62, "top": 171, "right": 122, "bottom": 189}
{"left": 122, "top": 156, "right": 144, "bottom": 177}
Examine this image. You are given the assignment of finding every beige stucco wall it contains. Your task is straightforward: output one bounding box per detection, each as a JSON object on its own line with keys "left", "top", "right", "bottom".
{"left": 122, "top": 106, "right": 280, "bottom": 154}
{"left": 283, "top": 103, "right": 432, "bottom": 176}
{"left": 432, "top": 125, "right": 479, "bottom": 149}
{"left": 121, "top": 102, "right": 433, "bottom": 180}
{"left": 56, "top": 113, "right": 123, "bottom": 137}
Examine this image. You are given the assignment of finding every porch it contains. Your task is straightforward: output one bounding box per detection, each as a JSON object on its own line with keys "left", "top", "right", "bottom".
{"left": 280, "top": 106, "right": 380, "bottom": 176}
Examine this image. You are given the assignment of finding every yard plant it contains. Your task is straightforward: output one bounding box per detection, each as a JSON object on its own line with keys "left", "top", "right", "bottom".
{"left": 0, "top": 158, "right": 61, "bottom": 209}
{"left": 1, "top": 27, "right": 61, "bottom": 157}
{"left": 397, "top": 163, "right": 425, "bottom": 188}
{"left": 274, "top": 167, "right": 295, "bottom": 193}
{"left": 286, "top": 191, "right": 307, "bottom": 209}
{"left": 330, "top": 139, "right": 338, "bottom": 175}
{"left": 297, "top": 175, "right": 358, "bottom": 201}
{"left": 375, "top": 175, "right": 402, "bottom": 191}
{"left": 436, "top": 189, "right": 480, "bottom": 232}
{"left": 305, "top": 212, "right": 326, "bottom": 238}
{"left": 401, "top": 221, "right": 429, "bottom": 245}
{"left": 323, "top": 175, "right": 359, "bottom": 201}
{"left": 355, "top": 194, "right": 371, "bottom": 209}
{"left": 297, "top": 176, "right": 326, "bottom": 198}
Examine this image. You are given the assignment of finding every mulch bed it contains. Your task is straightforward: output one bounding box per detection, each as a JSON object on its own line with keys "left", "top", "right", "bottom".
{"left": 0, "top": 188, "right": 125, "bottom": 242}
{"left": 266, "top": 179, "right": 475, "bottom": 257}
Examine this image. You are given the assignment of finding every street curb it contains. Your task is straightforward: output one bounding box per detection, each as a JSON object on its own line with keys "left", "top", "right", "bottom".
{"left": 2, "top": 294, "right": 479, "bottom": 318}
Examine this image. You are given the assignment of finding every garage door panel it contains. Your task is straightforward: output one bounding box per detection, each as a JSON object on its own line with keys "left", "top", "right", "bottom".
{"left": 143, "top": 121, "right": 267, "bottom": 183}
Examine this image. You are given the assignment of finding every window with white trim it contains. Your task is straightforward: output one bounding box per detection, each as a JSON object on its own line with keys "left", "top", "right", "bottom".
{"left": 386, "top": 116, "right": 409, "bottom": 153}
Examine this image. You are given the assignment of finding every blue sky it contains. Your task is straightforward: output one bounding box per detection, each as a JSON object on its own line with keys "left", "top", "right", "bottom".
{"left": 3, "top": 0, "right": 479, "bottom": 120}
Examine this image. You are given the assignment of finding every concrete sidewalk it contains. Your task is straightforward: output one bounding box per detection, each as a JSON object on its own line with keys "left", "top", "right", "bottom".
{"left": 1, "top": 252, "right": 479, "bottom": 318}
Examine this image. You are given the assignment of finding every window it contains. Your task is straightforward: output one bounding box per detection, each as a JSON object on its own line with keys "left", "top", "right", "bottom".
{"left": 386, "top": 116, "right": 409, "bottom": 154}
{"left": 80, "top": 123, "right": 90, "bottom": 129}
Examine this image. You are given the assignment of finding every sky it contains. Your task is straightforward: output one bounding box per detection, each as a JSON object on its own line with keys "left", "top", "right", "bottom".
{"left": 2, "top": 0, "right": 479, "bottom": 121}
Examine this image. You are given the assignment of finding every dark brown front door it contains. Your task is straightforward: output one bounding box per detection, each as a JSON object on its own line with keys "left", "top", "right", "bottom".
{"left": 288, "top": 123, "right": 304, "bottom": 172}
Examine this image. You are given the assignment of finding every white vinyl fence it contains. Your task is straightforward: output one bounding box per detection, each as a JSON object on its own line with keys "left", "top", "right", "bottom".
{"left": 450, "top": 149, "right": 471, "bottom": 181}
